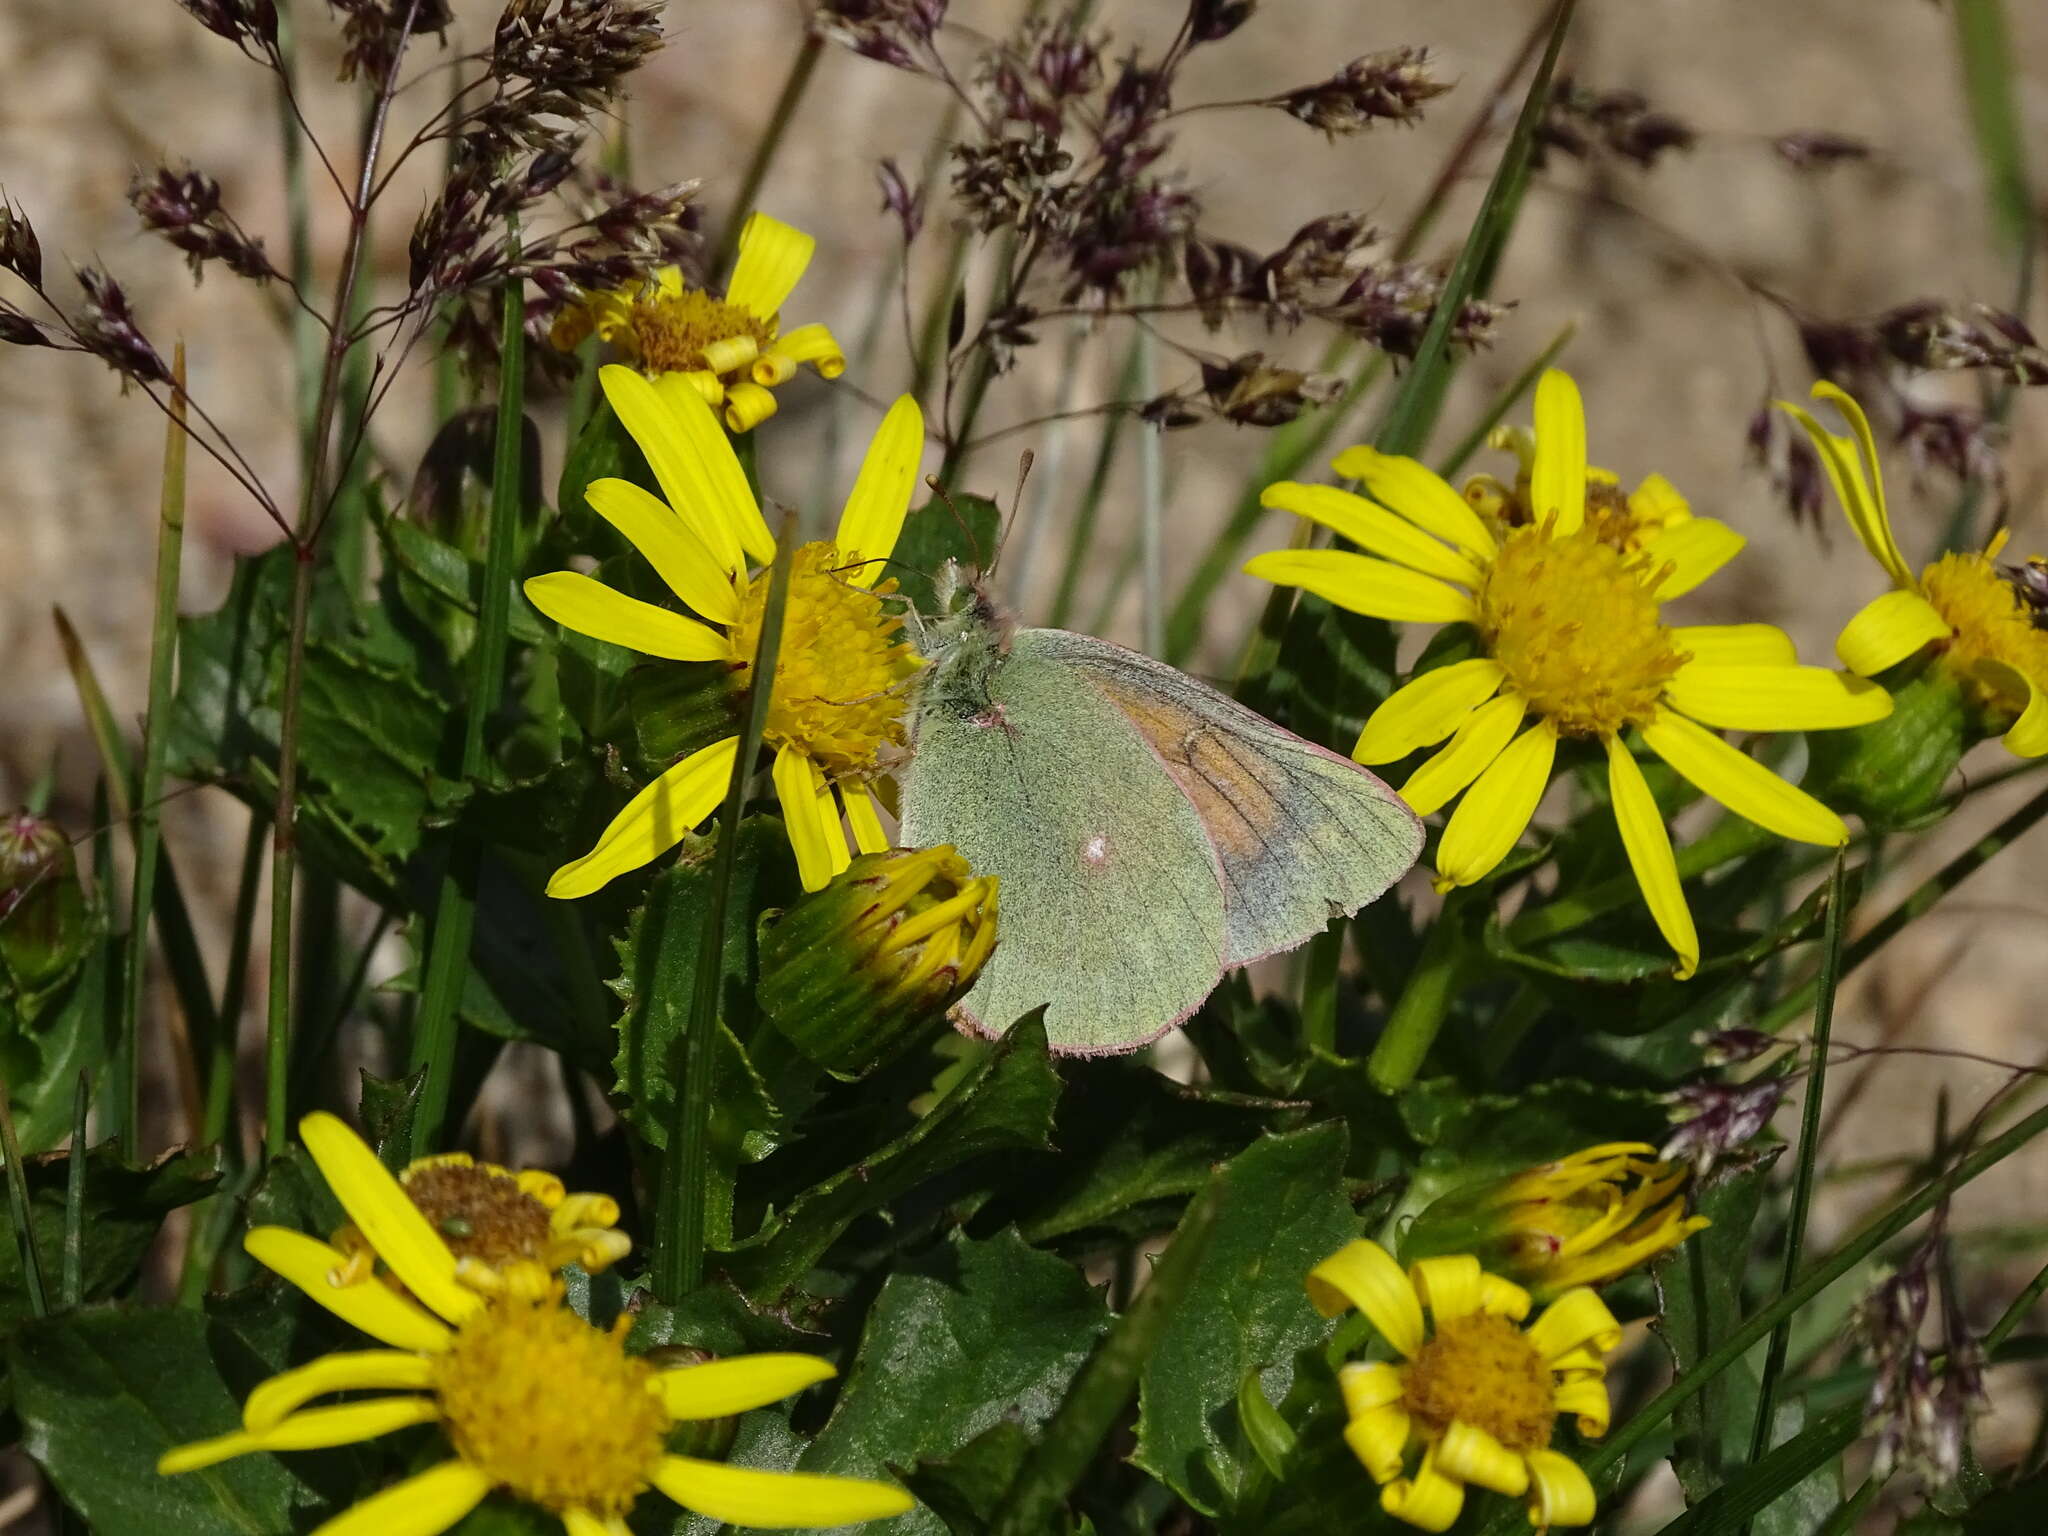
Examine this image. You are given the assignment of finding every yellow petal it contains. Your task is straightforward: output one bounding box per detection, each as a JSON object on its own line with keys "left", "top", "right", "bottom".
{"left": 842, "top": 780, "right": 891, "bottom": 854}
{"left": 1435, "top": 720, "right": 1557, "bottom": 888}
{"left": 1243, "top": 549, "right": 1477, "bottom": 624}
{"left": 1551, "top": 1376, "right": 1612, "bottom": 1438}
{"left": 652, "top": 1456, "right": 913, "bottom": 1528}
{"left": 1339, "top": 1359, "right": 1405, "bottom": 1416}
{"left": 1381, "top": 1445, "right": 1466, "bottom": 1534}
{"left": 1305, "top": 1240, "right": 1425, "bottom": 1358}
{"left": 1777, "top": 386, "right": 1914, "bottom": 587}
{"left": 1627, "top": 471, "right": 1689, "bottom": 528}
{"left": 2001, "top": 663, "right": 2048, "bottom": 757}
{"left": 835, "top": 395, "right": 925, "bottom": 583}
{"left": 1400, "top": 692, "right": 1527, "bottom": 816}
{"left": 241, "top": 1227, "right": 452, "bottom": 1354}
{"left": 1436, "top": 1421, "right": 1530, "bottom": 1497}
{"left": 774, "top": 744, "right": 852, "bottom": 892}
{"left": 1330, "top": 444, "right": 1498, "bottom": 558}
{"left": 561, "top": 1513, "right": 618, "bottom": 1536}
{"left": 1344, "top": 1404, "right": 1413, "bottom": 1485}
{"left": 1528, "top": 1288, "right": 1622, "bottom": 1361}
{"left": 752, "top": 351, "right": 798, "bottom": 387}
{"left": 1354, "top": 659, "right": 1506, "bottom": 765}
{"left": 1664, "top": 663, "right": 1892, "bottom": 731}
{"left": 583, "top": 478, "right": 741, "bottom": 625}
{"left": 1602, "top": 735, "right": 1699, "bottom": 980}
{"left": 1524, "top": 1448, "right": 1598, "bottom": 1528}
{"left": 1260, "top": 481, "right": 1484, "bottom": 587}
{"left": 1531, "top": 370, "right": 1587, "bottom": 536}
{"left": 1669, "top": 624, "right": 1795, "bottom": 668}
{"left": 523, "top": 572, "right": 729, "bottom": 661}
{"left": 657, "top": 1355, "right": 837, "bottom": 1421}
{"left": 1835, "top": 588, "right": 1950, "bottom": 676}
{"left": 1409, "top": 1255, "right": 1484, "bottom": 1322}
{"left": 308, "top": 1460, "right": 494, "bottom": 1536}
{"left": 548, "top": 736, "right": 740, "bottom": 899}
{"left": 160, "top": 1398, "right": 441, "bottom": 1475}
{"left": 725, "top": 212, "right": 816, "bottom": 321}
{"left": 1639, "top": 517, "right": 1745, "bottom": 599}
{"left": 1640, "top": 710, "right": 1848, "bottom": 847}
{"left": 243, "top": 1350, "right": 435, "bottom": 1433}
{"left": 606, "top": 364, "right": 773, "bottom": 570}
{"left": 777, "top": 321, "right": 846, "bottom": 378}
{"left": 723, "top": 380, "right": 780, "bottom": 434}
{"left": 299, "top": 1114, "right": 479, "bottom": 1327}
{"left": 1481, "top": 1273, "right": 1533, "bottom": 1321}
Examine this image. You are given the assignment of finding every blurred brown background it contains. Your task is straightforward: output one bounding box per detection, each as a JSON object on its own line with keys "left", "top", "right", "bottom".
{"left": 3, "top": 0, "right": 2048, "bottom": 1515}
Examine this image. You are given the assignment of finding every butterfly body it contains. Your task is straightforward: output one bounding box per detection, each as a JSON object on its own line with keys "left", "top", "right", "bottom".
{"left": 900, "top": 582, "right": 1423, "bottom": 1054}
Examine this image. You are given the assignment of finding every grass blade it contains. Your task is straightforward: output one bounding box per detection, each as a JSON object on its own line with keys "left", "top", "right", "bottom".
{"left": 62, "top": 1072, "right": 87, "bottom": 1309}
{"left": 0, "top": 1076, "right": 50, "bottom": 1319}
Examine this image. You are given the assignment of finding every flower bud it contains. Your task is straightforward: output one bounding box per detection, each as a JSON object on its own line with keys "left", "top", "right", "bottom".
{"left": 1803, "top": 658, "right": 1966, "bottom": 831}
{"left": 0, "top": 811, "right": 90, "bottom": 991}
{"left": 759, "top": 846, "right": 997, "bottom": 1079}
{"left": 1405, "top": 1142, "right": 1709, "bottom": 1298}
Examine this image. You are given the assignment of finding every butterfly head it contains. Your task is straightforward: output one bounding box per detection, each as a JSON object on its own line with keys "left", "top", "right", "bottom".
{"left": 912, "top": 559, "right": 1016, "bottom": 718}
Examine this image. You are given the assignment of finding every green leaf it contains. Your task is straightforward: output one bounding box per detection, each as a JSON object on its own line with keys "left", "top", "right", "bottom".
{"left": 1, "top": 923, "right": 118, "bottom": 1154}
{"left": 898, "top": 1422, "right": 1034, "bottom": 1536}
{"left": 12, "top": 1306, "right": 329, "bottom": 1536}
{"left": 0, "top": 1143, "right": 219, "bottom": 1331}
{"left": 1648, "top": 1401, "right": 1858, "bottom": 1536}
{"left": 891, "top": 493, "right": 1001, "bottom": 617}
{"left": 1653, "top": 1149, "right": 1783, "bottom": 1505}
{"left": 358, "top": 1065, "right": 428, "bottom": 1167}
{"left": 1132, "top": 1122, "right": 1358, "bottom": 1514}
{"left": 721, "top": 1016, "right": 1061, "bottom": 1301}
{"left": 797, "top": 1228, "right": 1109, "bottom": 1536}
{"left": 555, "top": 396, "right": 655, "bottom": 537}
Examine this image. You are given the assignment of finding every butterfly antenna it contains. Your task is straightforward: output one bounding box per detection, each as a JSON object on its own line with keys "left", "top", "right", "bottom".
{"left": 982, "top": 450, "right": 1035, "bottom": 586}
{"left": 924, "top": 474, "right": 987, "bottom": 573}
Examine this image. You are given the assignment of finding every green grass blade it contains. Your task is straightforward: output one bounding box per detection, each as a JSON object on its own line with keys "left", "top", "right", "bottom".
{"left": 0, "top": 1076, "right": 50, "bottom": 1319}
{"left": 62, "top": 1071, "right": 86, "bottom": 1309}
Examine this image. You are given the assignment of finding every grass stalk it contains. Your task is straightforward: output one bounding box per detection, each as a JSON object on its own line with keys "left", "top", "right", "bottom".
{"left": 61, "top": 1073, "right": 86, "bottom": 1309}
{"left": 0, "top": 1079, "right": 50, "bottom": 1320}
{"left": 710, "top": 32, "right": 825, "bottom": 281}
{"left": 652, "top": 511, "right": 798, "bottom": 1301}
{"left": 407, "top": 236, "right": 528, "bottom": 1155}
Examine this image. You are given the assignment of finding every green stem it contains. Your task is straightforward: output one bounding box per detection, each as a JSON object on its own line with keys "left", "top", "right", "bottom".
{"left": 0, "top": 1078, "right": 49, "bottom": 1319}
{"left": 1046, "top": 330, "right": 1142, "bottom": 629}
{"left": 652, "top": 511, "right": 799, "bottom": 1300}
{"left": 710, "top": 32, "right": 825, "bottom": 281}
{"left": 1301, "top": 923, "right": 1344, "bottom": 1055}
{"left": 118, "top": 347, "right": 189, "bottom": 1162}
{"left": 62, "top": 1073, "right": 86, "bottom": 1309}
{"left": 1813, "top": 1477, "right": 1882, "bottom": 1536}
{"left": 1988, "top": 1254, "right": 2048, "bottom": 1350}
{"left": 408, "top": 237, "right": 527, "bottom": 1156}
{"left": 1741, "top": 853, "right": 1850, "bottom": 1521}
{"left": 1368, "top": 890, "right": 1470, "bottom": 1093}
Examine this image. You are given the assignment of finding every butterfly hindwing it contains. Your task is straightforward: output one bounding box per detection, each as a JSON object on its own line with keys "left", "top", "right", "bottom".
{"left": 1019, "top": 628, "right": 1424, "bottom": 965}
{"left": 899, "top": 636, "right": 1229, "bottom": 1054}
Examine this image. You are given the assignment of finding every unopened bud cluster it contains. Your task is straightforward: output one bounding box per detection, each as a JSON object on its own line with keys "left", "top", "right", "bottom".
{"left": 1540, "top": 78, "right": 1696, "bottom": 169}
{"left": 1273, "top": 47, "right": 1449, "bottom": 137}
{"left": 130, "top": 168, "right": 276, "bottom": 284}
{"left": 1850, "top": 1229, "right": 1987, "bottom": 1487}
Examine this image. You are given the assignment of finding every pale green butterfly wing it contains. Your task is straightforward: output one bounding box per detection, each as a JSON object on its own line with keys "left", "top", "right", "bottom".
{"left": 899, "top": 632, "right": 1230, "bottom": 1054}
{"left": 1021, "top": 628, "right": 1424, "bottom": 966}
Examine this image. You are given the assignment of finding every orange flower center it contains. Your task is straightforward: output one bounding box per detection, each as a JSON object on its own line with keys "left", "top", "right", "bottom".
{"left": 401, "top": 1161, "right": 554, "bottom": 1276}
{"left": 628, "top": 287, "right": 776, "bottom": 378}
{"left": 1478, "top": 523, "right": 1685, "bottom": 737}
{"left": 1920, "top": 550, "right": 2048, "bottom": 722}
{"left": 1402, "top": 1312, "right": 1557, "bottom": 1452}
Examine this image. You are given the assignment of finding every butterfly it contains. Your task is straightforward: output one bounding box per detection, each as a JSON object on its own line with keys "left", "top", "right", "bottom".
{"left": 897, "top": 565, "right": 1423, "bottom": 1054}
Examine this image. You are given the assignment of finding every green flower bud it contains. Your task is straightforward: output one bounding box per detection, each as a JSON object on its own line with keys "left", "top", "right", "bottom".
{"left": 0, "top": 810, "right": 89, "bottom": 990}
{"left": 1803, "top": 658, "right": 1967, "bottom": 830}
{"left": 1404, "top": 1142, "right": 1707, "bottom": 1300}
{"left": 759, "top": 846, "right": 997, "bottom": 1079}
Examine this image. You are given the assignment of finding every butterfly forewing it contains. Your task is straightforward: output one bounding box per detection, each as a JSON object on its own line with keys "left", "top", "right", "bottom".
{"left": 1018, "top": 629, "right": 1424, "bottom": 966}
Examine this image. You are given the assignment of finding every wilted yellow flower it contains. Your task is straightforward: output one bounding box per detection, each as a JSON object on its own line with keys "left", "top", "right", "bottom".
{"left": 1780, "top": 382, "right": 2048, "bottom": 758}
{"left": 1308, "top": 1239, "right": 1619, "bottom": 1532}
{"left": 1244, "top": 368, "right": 1889, "bottom": 977}
{"left": 527, "top": 366, "right": 926, "bottom": 894}
{"left": 759, "top": 845, "right": 999, "bottom": 1077}
{"left": 332, "top": 1150, "right": 632, "bottom": 1300}
{"left": 159, "top": 1114, "right": 913, "bottom": 1536}
{"left": 550, "top": 212, "right": 844, "bottom": 432}
{"left": 1476, "top": 1142, "right": 1707, "bottom": 1297}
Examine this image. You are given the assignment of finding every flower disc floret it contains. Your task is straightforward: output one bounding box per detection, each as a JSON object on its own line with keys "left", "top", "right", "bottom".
{"left": 1479, "top": 523, "right": 1685, "bottom": 737}
{"left": 432, "top": 1300, "right": 668, "bottom": 1519}
{"left": 1919, "top": 548, "right": 2048, "bottom": 719}
{"left": 628, "top": 287, "right": 777, "bottom": 378}
{"left": 732, "top": 541, "right": 918, "bottom": 777}
{"left": 1402, "top": 1312, "right": 1558, "bottom": 1452}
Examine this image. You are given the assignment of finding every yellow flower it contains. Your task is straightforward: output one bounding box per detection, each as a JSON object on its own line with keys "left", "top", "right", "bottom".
{"left": 550, "top": 212, "right": 845, "bottom": 432}
{"left": 332, "top": 1151, "right": 633, "bottom": 1301}
{"left": 1482, "top": 1142, "right": 1708, "bottom": 1297}
{"left": 527, "top": 364, "right": 926, "bottom": 894}
{"left": 1307, "top": 1239, "right": 1620, "bottom": 1532}
{"left": 159, "top": 1114, "right": 913, "bottom": 1536}
{"left": 1779, "top": 381, "right": 2048, "bottom": 758}
{"left": 1243, "top": 368, "right": 1890, "bottom": 978}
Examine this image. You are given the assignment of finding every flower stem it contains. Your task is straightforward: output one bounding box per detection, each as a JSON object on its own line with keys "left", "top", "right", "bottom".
{"left": 1368, "top": 889, "right": 1469, "bottom": 1093}
{"left": 407, "top": 231, "right": 527, "bottom": 1156}
{"left": 653, "top": 511, "right": 799, "bottom": 1301}
{"left": 710, "top": 31, "right": 825, "bottom": 281}
{"left": 1740, "top": 851, "right": 1850, "bottom": 1524}
{"left": 0, "top": 1077, "right": 49, "bottom": 1319}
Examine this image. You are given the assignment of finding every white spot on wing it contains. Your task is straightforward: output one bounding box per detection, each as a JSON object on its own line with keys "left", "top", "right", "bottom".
{"left": 1080, "top": 832, "right": 1111, "bottom": 871}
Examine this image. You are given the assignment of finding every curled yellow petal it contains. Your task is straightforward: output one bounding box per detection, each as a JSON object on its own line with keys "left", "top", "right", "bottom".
{"left": 1344, "top": 1404, "right": 1413, "bottom": 1486}
{"left": 1527, "top": 1287, "right": 1622, "bottom": 1362}
{"left": 1551, "top": 1376, "right": 1612, "bottom": 1439}
{"left": 1409, "top": 1254, "right": 1485, "bottom": 1322}
{"left": 1835, "top": 588, "right": 1951, "bottom": 676}
{"left": 1338, "top": 1359, "right": 1405, "bottom": 1417}
{"left": 1434, "top": 720, "right": 1557, "bottom": 888}
{"left": 1306, "top": 1239, "right": 1425, "bottom": 1357}
{"left": 777, "top": 321, "right": 846, "bottom": 378}
{"left": 1244, "top": 549, "right": 1477, "bottom": 624}
{"left": 1435, "top": 1420, "right": 1530, "bottom": 1497}
{"left": 1380, "top": 1444, "right": 1466, "bottom": 1533}
{"left": 1640, "top": 710, "right": 1847, "bottom": 847}
{"left": 1354, "top": 659, "right": 1506, "bottom": 765}
{"left": 724, "top": 380, "right": 780, "bottom": 433}
{"left": 548, "top": 737, "right": 740, "bottom": 899}
{"left": 1602, "top": 734, "right": 1698, "bottom": 980}
{"left": 1524, "top": 1448, "right": 1599, "bottom": 1528}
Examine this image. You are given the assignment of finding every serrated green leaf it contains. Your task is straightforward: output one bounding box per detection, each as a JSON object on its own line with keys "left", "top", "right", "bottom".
{"left": 899, "top": 1422, "right": 1034, "bottom": 1536}
{"left": 12, "top": 1307, "right": 331, "bottom": 1536}
{"left": 796, "top": 1229, "right": 1109, "bottom": 1536}
{"left": 1132, "top": 1123, "right": 1357, "bottom": 1515}
{"left": 721, "top": 1017, "right": 1061, "bottom": 1301}
{"left": 1, "top": 924, "right": 117, "bottom": 1154}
